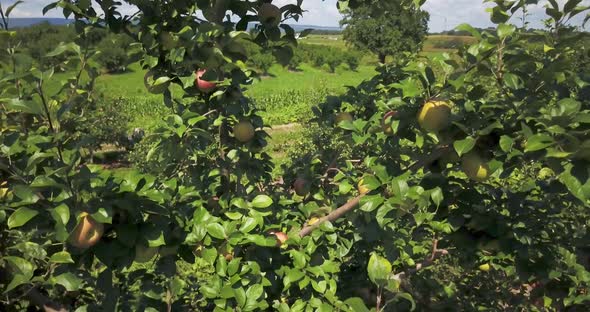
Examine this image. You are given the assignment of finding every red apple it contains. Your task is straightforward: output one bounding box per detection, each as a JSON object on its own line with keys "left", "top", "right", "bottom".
{"left": 195, "top": 69, "right": 217, "bottom": 93}
{"left": 293, "top": 178, "right": 309, "bottom": 196}
{"left": 271, "top": 231, "right": 288, "bottom": 246}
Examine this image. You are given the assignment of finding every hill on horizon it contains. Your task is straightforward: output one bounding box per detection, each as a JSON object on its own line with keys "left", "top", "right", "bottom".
{"left": 5, "top": 17, "right": 343, "bottom": 32}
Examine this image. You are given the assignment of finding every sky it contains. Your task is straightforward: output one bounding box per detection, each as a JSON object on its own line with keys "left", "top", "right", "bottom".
{"left": 3, "top": 0, "right": 589, "bottom": 32}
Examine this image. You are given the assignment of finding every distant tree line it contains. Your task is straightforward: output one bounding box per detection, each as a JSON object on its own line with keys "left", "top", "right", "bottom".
{"left": 12, "top": 22, "right": 134, "bottom": 73}
{"left": 303, "top": 29, "right": 342, "bottom": 35}
{"left": 243, "top": 40, "right": 363, "bottom": 75}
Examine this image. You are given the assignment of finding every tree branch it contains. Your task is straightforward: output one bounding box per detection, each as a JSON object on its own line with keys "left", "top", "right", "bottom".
{"left": 299, "top": 195, "right": 364, "bottom": 237}
{"left": 395, "top": 239, "right": 449, "bottom": 279}
{"left": 300, "top": 146, "right": 453, "bottom": 238}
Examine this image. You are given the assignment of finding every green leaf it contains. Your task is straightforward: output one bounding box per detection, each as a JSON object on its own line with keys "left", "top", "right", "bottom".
{"left": 359, "top": 195, "right": 384, "bottom": 212}
{"left": 344, "top": 297, "right": 370, "bottom": 312}
{"left": 338, "top": 181, "right": 353, "bottom": 194}
{"left": 391, "top": 176, "right": 409, "bottom": 197}
{"left": 431, "top": 187, "right": 443, "bottom": 207}
{"left": 246, "top": 234, "right": 278, "bottom": 247}
{"left": 49, "top": 251, "right": 74, "bottom": 264}
{"left": 376, "top": 203, "right": 396, "bottom": 227}
{"left": 51, "top": 203, "right": 70, "bottom": 225}
{"left": 144, "top": 229, "right": 166, "bottom": 248}
{"left": 489, "top": 6, "right": 510, "bottom": 23}
{"left": 497, "top": 23, "right": 516, "bottom": 39}
{"left": 52, "top": 272, "right": 82, "bottom": 292}
{"left": 361, "top": 175, "right": 381, "bottom": 191}
{"left": 4, "top": 274, "right": 31, "bottom": 293}
{"left": 207, "top": 223, "right": 227, "bottom": 239}
{"left": 311, "top": 280, "right": 327, "bottom": 294}
{"left": 525, "top": 134, "right": 554, "bottom": 152}
{"left": 4, "top": 99, "right": 44, "bottom": 115}
{"left": 290, "top": 250, "right": 307, "bottom": 268}
{"left": 367, "top": 253, "right": 392, "bottom": 287}
{"left": 3, "top": 256, "right": 34, "bottom": 276}
{"left": 454, "top": 137, "right": 476, "bottom": 157}
{"left": 503, "top": 73, "right": 523, "bottom": 90}
{"left": 299, "top": 28, "right": 314, "bottom": 38}
{"left": 455, "top": 24, "right": 482, "bottom": 39}
{"left": 284, "top": 269, "right": 305, "bottom": 289}
{"left": 46, "top": 42, "right": 80, "bottom": 57}
{"left": 499, "top": 135, "right": 514, "bottom": 152}
{"left": 394, "top": 292, "right": 416, "bottom": 311}
{"left": 2, "top": 256, "right": 34, "bottom": 293}
{"left": 245, "top": 284, "right": 264, "bottom": 301}
{"left": 8, "top": 207, "right": 39, "bottom": 229}
{"left": 234, "top": 287, "right": 247, "bottom": 308}
{"left": 216, "top": 255, "right": 227, "bottom": 277}
{"left": 559, "top": 170, "right": 588, "bottom": 204}
{"left": 239, "top": 217, "right": 258, "bottom": 233}
{"left": 5, "top": 1, "right": 24, "bottom": 17}
{"left": 251, "top": 195, "right": 273, "bottom": 209}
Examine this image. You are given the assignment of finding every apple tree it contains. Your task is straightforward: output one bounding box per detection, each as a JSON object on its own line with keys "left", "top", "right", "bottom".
{"left": 340, "top": 0, "right": 430, "bottom": 63}
{"left": 307, "top": 0, "right": 590, "bottom": 309}
{"left": 1, "top": 0, "right": 590, "bottom": 311}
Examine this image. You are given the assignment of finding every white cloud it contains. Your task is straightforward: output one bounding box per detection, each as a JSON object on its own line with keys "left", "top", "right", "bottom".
{"left": 3, "top": 0, "right": 589, "bottom": 31}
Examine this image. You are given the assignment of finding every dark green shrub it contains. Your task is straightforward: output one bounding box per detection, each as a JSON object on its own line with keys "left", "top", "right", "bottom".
{"left": 344, "top": 51, "right": 361, "bottom": 71}
{"left": 249, "top": 52, "right": 275, "bottom": 75}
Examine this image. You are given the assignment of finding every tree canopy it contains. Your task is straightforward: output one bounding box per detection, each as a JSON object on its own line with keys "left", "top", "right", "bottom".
{"left": 341, "top": 1, "right": 430, "bottom": 63}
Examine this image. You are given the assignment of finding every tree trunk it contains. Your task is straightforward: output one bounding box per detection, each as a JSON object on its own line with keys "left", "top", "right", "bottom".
{"left": 378, "top": 53, "right": 386, "bottom": 64}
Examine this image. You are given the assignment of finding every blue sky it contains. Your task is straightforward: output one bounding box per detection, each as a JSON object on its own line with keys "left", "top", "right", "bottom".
{"left": 3, "top": 0, "right": 589, "bottom": 32}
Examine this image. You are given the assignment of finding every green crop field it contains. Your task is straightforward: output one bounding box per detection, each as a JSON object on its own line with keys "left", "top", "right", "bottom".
{"left": 5, "top": 2, "right": 589, "bottom": 311}
{"left": 38, "top": 32, "right": 467, "bottom": 169}
{"left": 43, "top": 35, "right": 461, "bottom": 162}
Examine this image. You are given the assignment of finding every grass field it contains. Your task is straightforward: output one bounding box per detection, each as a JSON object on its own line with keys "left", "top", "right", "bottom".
{"left": 43, "top": 35, "right": 468, "bottom": 163}
{"left": 79, "top": 62, "right": 377, "bottom": 128}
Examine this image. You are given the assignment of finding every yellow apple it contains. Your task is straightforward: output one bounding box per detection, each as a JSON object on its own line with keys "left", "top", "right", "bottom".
{"left": 233, "top": 120, "right": 256, "bottom": 143}
{"left": 69, "top": 212, "right": 104, "bottom": 249}
{"left": 358, "top": 179, "right": 370, "bottom": 195}
{"left": 461, "top": 152, "right": 490, "bottom": 182}
{"left": 478, "top": 263, "right": 491, "bottom": 272}
{"left": 417, "top": 100, "right": 452, "bottom": 132}
{"left": 0, "top": 181, "right": 8, "bottom": 199}
{"left": 308, "top": 217, "right": 320, "bottom": 226}
{"left": 335, "top": 112, "right": 353, "bottom": 126}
